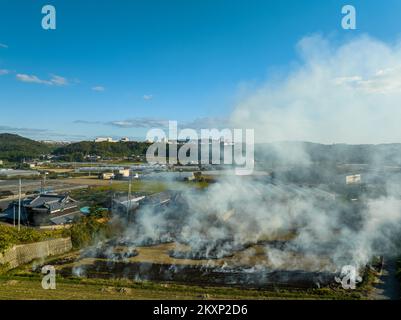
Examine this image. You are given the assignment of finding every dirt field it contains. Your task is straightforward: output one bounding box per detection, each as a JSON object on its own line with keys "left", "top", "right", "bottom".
{"left": 92, "top": 242, "right": 335, "bottom": 271}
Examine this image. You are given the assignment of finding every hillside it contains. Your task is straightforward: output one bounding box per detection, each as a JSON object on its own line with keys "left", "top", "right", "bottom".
{"left": 2, "top": 133, "right": 401, "bottom": 166}
{"left": 53, "top": 141, "right": 151, "bottom": 161}
{"left": 0, "top": 133, "right": 53, "bottom": 162}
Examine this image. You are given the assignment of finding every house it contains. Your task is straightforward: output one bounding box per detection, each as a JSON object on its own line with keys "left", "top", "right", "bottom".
{"left": 108, "top": 191, "right": 187, "bottom": 226}
{"left": 94, "top": 137, "right": 114, "bottom": 143}
{"left": 112, "top": 192, "right": 172, "bottom": 217}
{"left": 1, "top": 194, "right": 80, "bottom": 226}
{"left": 85, "top": 155, "right": 101, "bottom": 161}
{"left": 115, "top": 168, "right": 131, "bottom": 180}
{"left": 120, "top": 137, "right": 129, "bottom": 142}
{"left": 139, "top": 192, "right": 172, "bottom": 208}
{"left": 346, "top": 174, "right": 362, "bottom": 185}
{"left": 183, "top": 172, "right": 201, "bottom": 181}
{"left": 112, "top": 196, "right": 145, "bottom": 216}
{"left": 99, "top": 172, "right": 115, "bottom": 180}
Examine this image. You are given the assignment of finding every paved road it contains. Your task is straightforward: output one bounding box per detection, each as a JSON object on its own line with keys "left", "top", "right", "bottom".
{"left": 0, "top": 180, "right": 87, "bottom": 211}
{"left": 0, "top": 199, "right": 11, "bottom": 211}
{"left": 370, "top": 258, "right": 400, "bottom": 300}
{"left": 0, "top": 179, "right": 79, "bottom": 193}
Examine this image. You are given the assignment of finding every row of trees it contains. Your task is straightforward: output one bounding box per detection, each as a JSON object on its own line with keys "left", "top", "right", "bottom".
{"left": 53, "top": 141, "right": 151, "bottom": 161}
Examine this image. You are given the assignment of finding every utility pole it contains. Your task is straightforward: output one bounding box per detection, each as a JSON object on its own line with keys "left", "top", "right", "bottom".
{"left": 18, "top": 178, "right": 21, "bottom": 231}
{"left": 40, "top": 172, "right": 46, "bottom": 194}
{"left": 109, "top": 178, "right": 113, "bottom": 213}
{"left": 127, "top": 178, "right": 132, "bottom": 217}
{"left": 13, "top": 204, "right": 15, "bottom": 227}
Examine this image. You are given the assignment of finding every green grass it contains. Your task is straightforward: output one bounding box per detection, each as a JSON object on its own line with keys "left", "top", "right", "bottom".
{"left": 70, "top": 179, "right": 210, "bottom": 208}
{"left": 93, "top": 178, "right": 211, "bottom": 193}
{"left": 0, "top": 273, "right": 365, "bottom": 300}
{"left": 99, "top": 180, "right": 168, "bottom": 193}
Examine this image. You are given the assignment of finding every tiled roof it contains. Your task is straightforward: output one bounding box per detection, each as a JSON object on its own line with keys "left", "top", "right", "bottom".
{"left": 27, "top": 194, "right": 66, "bottom": 207}
{"left": 26, "top": 194, "right": 78, "bottom": 213}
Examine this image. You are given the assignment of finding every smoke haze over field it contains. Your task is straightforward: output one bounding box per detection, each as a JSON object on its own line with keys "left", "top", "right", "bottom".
{"left": 77, "top": 35, "right": 401, "bottom": 282}
{"left": 120, "top": 35, "right": 401, "bottom": 274}
{"left": 119, "top": 177, "right": 401, "bottom": 272}
{"left": 230, "top": 35, "right": 401, "bottom": 144}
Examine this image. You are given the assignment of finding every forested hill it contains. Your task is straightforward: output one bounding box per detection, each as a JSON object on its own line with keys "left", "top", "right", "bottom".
{"left": 0, "top": 133, "right": 53, "bottom": 161}
{"left": 0, "top": 134, "right": 150, "bottom": 162}
{"left": 52, "top": 140, "right": 151, "bottom": 161}
{"left": 1, "top": 133, "right": 401, "bottom": 166}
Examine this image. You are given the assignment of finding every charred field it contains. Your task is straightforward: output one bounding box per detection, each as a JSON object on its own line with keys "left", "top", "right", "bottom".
{"left": 52, "top": 240, "right": 347, "bottom": 290}
{"left": 50, "top": 178, "right": 393, "bottom": 294}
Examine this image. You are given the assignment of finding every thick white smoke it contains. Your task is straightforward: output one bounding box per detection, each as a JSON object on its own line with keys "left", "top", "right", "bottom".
{"left": 121, "top": 177, "right": 401, "bottom": 271}
{"left": 230, "top": 34, "right": 401, "bottom": 144}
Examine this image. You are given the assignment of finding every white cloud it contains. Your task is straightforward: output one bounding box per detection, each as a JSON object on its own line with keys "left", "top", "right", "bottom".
{"left": 0, "top": 124, "right": 87, "bottom": 141}
{"left": 16, "top": 74, "right": 48, "bottom": 84}
{"left": 108, "top": 118, "right": 168, "bottom": 128}
{"left": 0, "top": 69, "right": 9, "bottom": 75}
{"left": 143, "top": 94, "right": 153, "bottom": 100}
{"left": 75, "top": 117, "right": 228, "bottom": 130}
{"left": 0, "top": 43, "right": 8, "bottom": 49}
{"left": 50, "top": 75, "right": 68, "bottom": 86}
{"left": 16, "top": 73, "right": 68, "bottom": 86}
{"left": 230, "top": 35, "right": 401, "bottom": 144}
{"left": 92, "top": 86, "right": 105, "bottom": 92}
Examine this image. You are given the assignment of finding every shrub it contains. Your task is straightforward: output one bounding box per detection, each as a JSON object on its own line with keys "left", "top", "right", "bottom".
{"left": 64, "top": 215, "right": 110, "bottom": 249}
{"left": 0, "top": 225, "right": 63, "bottom": 253}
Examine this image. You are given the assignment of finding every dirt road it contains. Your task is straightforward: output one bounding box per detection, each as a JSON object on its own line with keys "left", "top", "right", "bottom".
{"left": 370, "top": 258, "right": 400, "bottom": 300}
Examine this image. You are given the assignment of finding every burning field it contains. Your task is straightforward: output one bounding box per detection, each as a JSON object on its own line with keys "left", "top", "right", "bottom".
{"left": 44, "top": 175, "right": 401, "bottom": 291}
{"left": 56, "top": 241, "right": 336, "bottom": 289}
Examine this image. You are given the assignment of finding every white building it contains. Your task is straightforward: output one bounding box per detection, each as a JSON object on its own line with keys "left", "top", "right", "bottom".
{"left": 94, "top": 137, "right": 114, "bottom": 143}
{"left": 120, "top": 137, "right": 130, "bottom": 142}
{"left": 346, "top": 174, "right": 362, "bottom": 185}
{"left": 117, "top": 169, "right": 130, "bottom": 178}
{"left": 99, "top": 172, "right": 115, "bottom": 180}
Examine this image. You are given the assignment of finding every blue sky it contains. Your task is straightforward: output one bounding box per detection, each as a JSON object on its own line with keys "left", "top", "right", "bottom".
{"left": 1, "top": 0, "right": 401, "bottom": 141}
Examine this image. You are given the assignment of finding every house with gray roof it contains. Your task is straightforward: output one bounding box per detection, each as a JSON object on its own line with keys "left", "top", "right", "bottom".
{"left": 1, "top": 193, "right": 80, "bottom": 226}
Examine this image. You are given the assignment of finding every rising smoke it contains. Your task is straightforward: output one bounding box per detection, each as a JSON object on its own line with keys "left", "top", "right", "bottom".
{"left": 230, "top": 34, "right": 401, "bottom": 144}
{"left": 118, "top": 177, "right": 401, "bottom": 272}
{"left": 77, "top": 35, "right": 401, "bottom": 280}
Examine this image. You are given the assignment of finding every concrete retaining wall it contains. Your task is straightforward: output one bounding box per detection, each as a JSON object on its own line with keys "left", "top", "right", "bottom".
{"left": 0, "top": 237, "right": 72, "bottom": 269}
